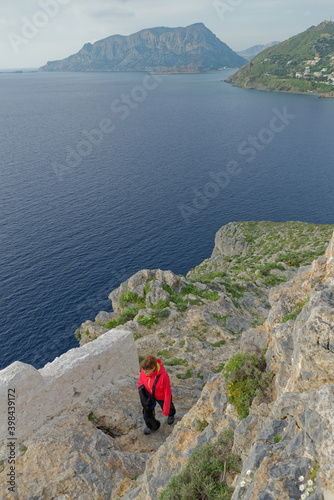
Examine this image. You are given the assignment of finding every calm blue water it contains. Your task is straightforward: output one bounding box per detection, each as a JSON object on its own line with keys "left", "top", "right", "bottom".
{"left": 1, "top": 70, "right": 334, "bottom": 370}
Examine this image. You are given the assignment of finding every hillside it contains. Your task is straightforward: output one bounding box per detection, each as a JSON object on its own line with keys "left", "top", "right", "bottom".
{"left": 227, "top": 21, "right": 334, "bottom": 97}
{"left": 2, "top": 221, "right": 334, "bottom": 499}
{"left": 39, "top": 23, "right": 246, "bottom": 73}
{"left": 237, "top": 41, "right": 280, "bottom": 61}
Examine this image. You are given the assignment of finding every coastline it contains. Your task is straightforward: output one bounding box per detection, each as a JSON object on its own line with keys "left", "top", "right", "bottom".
{"left": 225, "top": 79, "right": 334, "bottom": 99}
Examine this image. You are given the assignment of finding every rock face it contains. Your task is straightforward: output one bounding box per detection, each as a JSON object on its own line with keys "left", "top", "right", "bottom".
{"left": 1, "top": 221, "right": 334, "bottom": 499}
{"left": 39, "top": 23, "right": 247, "bottom": 72}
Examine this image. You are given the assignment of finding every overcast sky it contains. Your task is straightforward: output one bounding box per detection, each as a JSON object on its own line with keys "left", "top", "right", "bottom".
{"left": 1, "top": 0, "right": 334, "bottom": 69}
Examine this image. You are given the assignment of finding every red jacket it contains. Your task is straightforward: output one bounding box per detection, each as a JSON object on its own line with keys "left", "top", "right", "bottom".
{"left": 137, "top": 359, "right": 172, "bottom": 416}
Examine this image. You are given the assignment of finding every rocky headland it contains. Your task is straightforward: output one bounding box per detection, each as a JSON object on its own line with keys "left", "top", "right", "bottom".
{"left": 1, "top": 221, "right": 334, "bottom": 499}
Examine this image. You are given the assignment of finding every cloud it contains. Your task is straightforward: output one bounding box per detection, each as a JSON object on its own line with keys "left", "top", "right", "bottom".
{"left": 91, "top": 8, "right": 135, "bottom": 19}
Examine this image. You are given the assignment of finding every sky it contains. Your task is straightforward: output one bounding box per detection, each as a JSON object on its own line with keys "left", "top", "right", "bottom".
{"left": 1, "top": 0, "right": 334, "bottom": 69}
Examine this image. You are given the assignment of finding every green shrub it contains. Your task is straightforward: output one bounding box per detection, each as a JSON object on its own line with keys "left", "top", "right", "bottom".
{"left": 176, "top": 303, "right": 188, "bottom": 312}
{"left": 75, "top": 328, "right": 81, "bottom": 341}
{"left": 159, "top": 429, "right": 240, "bottom": 500}
{"left": 152, "top": 299, "right": 170, "bottom": 310}
{"left": 88, "top": 411, "right": 94, "bottom": 421}
{"left": 104, "top": 318, "right": 119, "bottom": 329}
{"left": 119, "top": 289, "right": 144, "bottom": 308}
{"left": 137, "top": 314, "right": 159, "bottom": 328}
{"left": 224, "top": 353, "right": 273, "bottom": 419}
{"left": 118, "top": 306, "right": 139, "bottom": 324}
{"left": 154, "top": 309, "right": 171, "bottom": 320}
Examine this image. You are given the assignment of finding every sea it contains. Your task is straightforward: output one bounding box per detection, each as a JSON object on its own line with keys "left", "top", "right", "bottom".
{"left": 1, "top": 69, "right": 334, "bottom": 371}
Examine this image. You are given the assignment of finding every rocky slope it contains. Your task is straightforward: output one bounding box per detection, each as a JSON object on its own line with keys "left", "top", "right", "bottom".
{"left": 227, "top": 21, "right": 334, "bottom": 97}
{"left": 1, "top": 221, "right": 334, "bottom": 499}
{"left": 39, "top": 23, "right": 246, "bottom": 73}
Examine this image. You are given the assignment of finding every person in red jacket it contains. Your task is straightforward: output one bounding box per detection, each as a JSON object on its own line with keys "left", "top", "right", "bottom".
{"left": 138, "top": 355, "right": 176, "bottom": 435}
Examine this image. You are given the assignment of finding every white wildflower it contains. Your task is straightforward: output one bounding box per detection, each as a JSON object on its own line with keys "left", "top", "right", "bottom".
{"left": 307, "top": 479, "right": 313, "bottom": 486}
{"left": 301, "top": 494, "right": 306, "bottom": 500}
{"left": 299, "top": 476, "right": 305, "bottom": 482}
{"left": 240, "top": 481, "right": 246, "bottom": 487}
{"left": 246, "top": 470, "right": 252, "bottom": 476}
{"left": 299, "top": 484, "right": 306, "bottom": 491}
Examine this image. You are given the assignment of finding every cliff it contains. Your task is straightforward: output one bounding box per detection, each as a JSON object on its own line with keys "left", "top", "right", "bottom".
{"left": 39, "top": 23, "right": 247, "bottom": 73}
{"left": 1, "top": 221, "right": 334, "bottom": 499}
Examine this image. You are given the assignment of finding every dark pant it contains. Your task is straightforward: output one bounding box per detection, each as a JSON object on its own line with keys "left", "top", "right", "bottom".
{"left": 143, "top": 399, "right": 176, "bottom": 431}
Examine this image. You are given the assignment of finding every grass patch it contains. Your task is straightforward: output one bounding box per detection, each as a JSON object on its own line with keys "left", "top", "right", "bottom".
{"left": 282, "top": 300, "right": 308, "bottom": 323}
{"left": 157, "top": 349, "right": 173, "bottom": 359}
{"left": 20, "top": 445, "right": 28, "bottom": 456}
{"left": 224, "top": 352, "right": 273, "bottom": 419}
{"left": 164, "top": 358, "right": 188, "bottom": 366}
{"left": 176, "top": 369, "right": 192, "bottom": 380}
{"left": 214, "top": 363, "right": 225, "bottom": 373}
{"left": 88, "top": 411, "right": 94, "bottom": 422}
{"left": 210, "top": 340, "right": 226, "bottom": 347}
{"left": 196, "top": 418, "right": 209, "bottom": 432}
{"left": 159, "top": 429, "right": 240, "bottom": 500}
{"left": 213, "top": 314, "right": 228, "bottom": 327}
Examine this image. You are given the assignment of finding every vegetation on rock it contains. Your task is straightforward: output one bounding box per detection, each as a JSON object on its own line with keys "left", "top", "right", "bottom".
{"left": 159, "top": 429, "right": 240, "bottom": 500}
{"left": 224, "top": 352, "right": 273, "bottom": 418}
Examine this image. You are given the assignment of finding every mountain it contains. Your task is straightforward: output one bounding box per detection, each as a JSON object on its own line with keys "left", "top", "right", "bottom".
{"left": 39, "top": 23, "right": 247, "bottom": 73}
{"left": 237, "top": 41, "right": 280, "bottom": 61}
{"left": 227, "top": 21, "right": 334, "bottom": 97}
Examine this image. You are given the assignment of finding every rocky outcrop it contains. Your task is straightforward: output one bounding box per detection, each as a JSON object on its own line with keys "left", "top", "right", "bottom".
{"left": 2, "top": 221, "right": 334, "bottom": 499}
{"left": 123, "top": 226, "right": 334, "bottom": 499}
{"left": 39, "top": 23, "right": 247, "bottom": 73}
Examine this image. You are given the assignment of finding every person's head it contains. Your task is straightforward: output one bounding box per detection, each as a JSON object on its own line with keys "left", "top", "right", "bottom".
{"left": 141, "top": 355, "right": 157, "bottom": 376}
